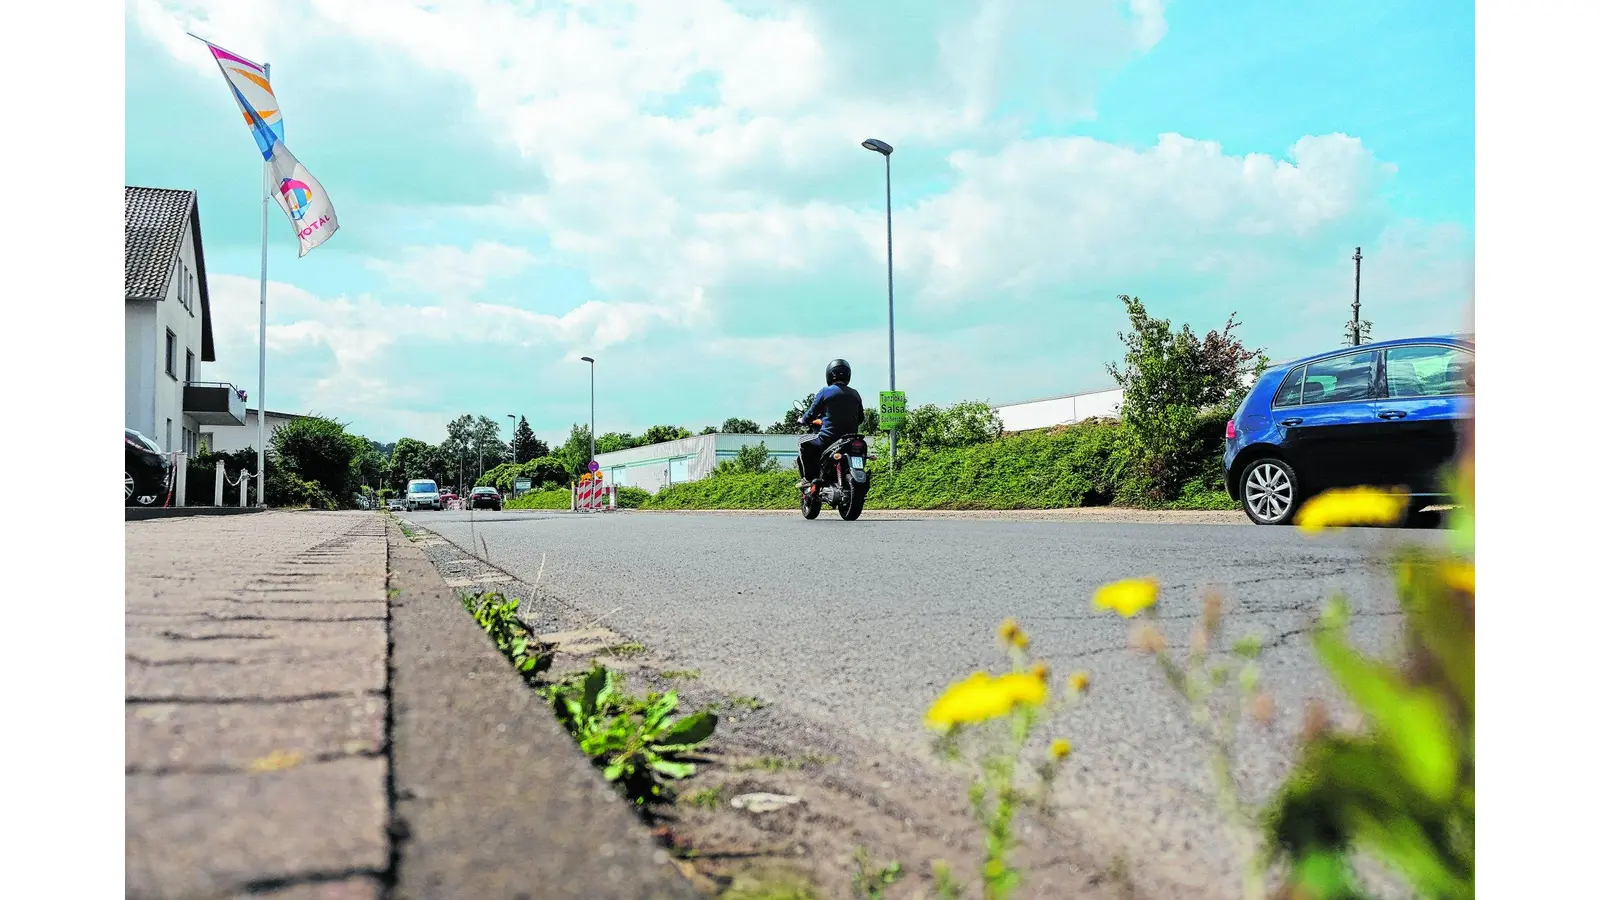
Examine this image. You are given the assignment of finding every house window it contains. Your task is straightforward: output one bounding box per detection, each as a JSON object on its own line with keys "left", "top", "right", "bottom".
{"left": 189, "top": 272, "right": 197, "bottom": 317}
{"left": 185, "top": 350, "right": 195, "bottom": 384}
{"left": 165, "top": 330, "right": 177, "bottom": 378}
{"left": 166, "top": 418, "right": 173, "bottom": 454}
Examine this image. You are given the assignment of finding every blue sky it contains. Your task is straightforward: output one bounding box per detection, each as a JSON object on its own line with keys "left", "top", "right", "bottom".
{"left": 125, "top": 0, "right": 1473, "bottom": 445}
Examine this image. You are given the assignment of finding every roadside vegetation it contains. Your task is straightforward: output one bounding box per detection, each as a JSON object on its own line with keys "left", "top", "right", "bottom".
{"left": 914, "top": 435, "right": 1475, "bottom": 897}
{"left": 459, "top": 588, "right": 720, "bottom": 807}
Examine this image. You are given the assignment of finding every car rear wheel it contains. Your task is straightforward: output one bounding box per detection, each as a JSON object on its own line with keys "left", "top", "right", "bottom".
{"left": 1241, "top": 457, "right": 1299, "bottom": 526}
{"left": 125, "top": 471, "right": 135, "bottom": 501}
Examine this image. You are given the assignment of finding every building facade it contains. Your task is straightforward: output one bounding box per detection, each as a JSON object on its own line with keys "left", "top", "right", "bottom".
{"left": 202, "top": 409, "right": 306, "bottom": 455}
{"left": 594, "top": 433, "right": 801, "bottom": 493}
{"left": 125, "top": 186, "right": 245, "bottom": 455}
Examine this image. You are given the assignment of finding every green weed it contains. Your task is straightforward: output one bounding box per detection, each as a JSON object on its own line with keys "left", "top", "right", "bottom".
{"left": 851, "top": 847, "right": 903, "bottom": 899}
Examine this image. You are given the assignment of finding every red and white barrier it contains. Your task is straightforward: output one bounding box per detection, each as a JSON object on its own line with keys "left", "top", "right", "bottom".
{"left": 573, "top": 475, "right": 613, "bottom": 512}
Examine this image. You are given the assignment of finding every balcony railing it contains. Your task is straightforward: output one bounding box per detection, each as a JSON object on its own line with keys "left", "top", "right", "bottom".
{"left": 183, "top": 381, "right": 247, "bottom": 426}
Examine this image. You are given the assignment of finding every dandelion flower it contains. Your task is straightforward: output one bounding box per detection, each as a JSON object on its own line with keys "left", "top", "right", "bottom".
{"left": 926, "top": 670, "right": 1047, "bottom": 729}
{"left": 1067, "top": 671, "right": 1091, "bottom": 693}
{"left": 1050, "top": 738, "right": 1073, "bottom": 760}
{"left": 1094, "top": 577, "right": 1160, "bottom": 618}
{"left": 998, "top": 618, "right": 1030, "bottom": 650}
{"left": 1294, "top": 487, "right": 1407, "bottom": 533}
{"left": 1030, "top": 661, "right": 1050, "bottom": 682}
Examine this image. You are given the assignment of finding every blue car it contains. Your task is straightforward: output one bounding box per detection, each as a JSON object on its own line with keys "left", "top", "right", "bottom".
{"left": 1224, "top": 334, "right": 1474, "bottom": 525}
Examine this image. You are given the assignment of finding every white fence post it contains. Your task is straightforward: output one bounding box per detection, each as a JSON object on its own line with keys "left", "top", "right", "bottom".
{"left": 240, "top": 471, "right": 251, "bottom": 508}
{"left": 608, "top": 484, "right": 616, "bottom": 510}
{"left": 174, "top": 452, "right": 188, "bottom": 507}
{"left": 214, "top": 461, "right": 225, "bottom": 507}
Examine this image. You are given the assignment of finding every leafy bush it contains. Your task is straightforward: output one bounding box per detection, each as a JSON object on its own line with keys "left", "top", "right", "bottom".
{"left": 868, "top": 421, "right": 1122, "bottom": 510}
{"left": 269, "top": 415, "right": 365, "bottom": 505}
{"left": 615, "top": 486, "right": 650, "bottom": 508}
{"left": 645, "top": 471, "right": 795, "bottom": 509}
{"left": 505, "top": 488, "right": 573, "bottom": 510}
{"left": 265, "top": 467, "right": 338, "bottom": 509}
{"left": 1107, "top": 295, "right": 1264, "bottom": 503}
{"left": 898, "top": 400, "right": 1004, "bottom": 461}
{"left": 712, "top": 441, "right": 781, "bottom": 477}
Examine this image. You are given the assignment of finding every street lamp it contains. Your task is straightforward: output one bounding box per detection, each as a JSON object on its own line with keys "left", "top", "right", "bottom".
{"left": 861, "top": 137, "right": 897, "bottom": 469}
{"left": 506, "top": 413, "right": 516, "bottom": 462}
{"left": 580, "top": 356, "right": 596, "bottom": 469}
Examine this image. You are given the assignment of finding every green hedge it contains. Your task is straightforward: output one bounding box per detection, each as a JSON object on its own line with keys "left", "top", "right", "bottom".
{"left": 645, "top": 471, "right": 795, "bottom": 510}
{"left": 635, "top": 419, "right": 1239, "bottom": 512}
{"left": 505, "top": 488, "right": 573, "bottom": 510}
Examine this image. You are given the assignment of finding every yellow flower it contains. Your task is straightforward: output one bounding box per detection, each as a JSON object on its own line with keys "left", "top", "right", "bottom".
{"left": 997, "top": 672, "right": 1048, "bottom": 706}
{"left": 1050, "top": 738, "right": 1072, "bottom": 760}
{"left": 1093, "top": 577, "right": 1160, "bottom": 618}
{"left": 998, "top": 618, "right": 1030, "bottom": 650}
{"left": 1294, "top": 487, "right": 1406, "bottom": 533}
{"left": 1067, "top": 671, "right": 1091, "bottom": 693}
{"left": 925, "top": 671, "right": 1048, "bottom": 729}
{"left": 1438, "top": 560, "right": 1474, "bottom": 594}
{"left": 1030, "top": 661, "right": 1050, "bottom": 682}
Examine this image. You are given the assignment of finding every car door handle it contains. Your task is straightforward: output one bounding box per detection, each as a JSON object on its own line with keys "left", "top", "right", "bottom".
{"left": 1280, "top": 418, "right": 1302, "bottom": 426}
{"left": 1378, "top": 410, "right": 1407, "bottom": 420}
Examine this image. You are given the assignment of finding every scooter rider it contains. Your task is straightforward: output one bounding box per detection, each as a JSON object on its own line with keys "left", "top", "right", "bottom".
{"left": 798, "top": 359, "right": 865, "bottom": 493}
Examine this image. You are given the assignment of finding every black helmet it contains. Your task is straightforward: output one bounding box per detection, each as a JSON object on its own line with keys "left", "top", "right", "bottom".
{"left": 825, "top": 359, "right": 852, "bottom": 386}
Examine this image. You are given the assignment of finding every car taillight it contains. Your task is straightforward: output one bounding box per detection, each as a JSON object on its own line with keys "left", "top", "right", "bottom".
{"left": 1225, "top": 419, "right": 1236, "bottom": 440}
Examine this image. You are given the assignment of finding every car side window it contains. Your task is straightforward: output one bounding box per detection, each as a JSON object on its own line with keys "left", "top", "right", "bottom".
{"left": 1302, "top": 350, "right": 1378, "bottom": 403}
{"left": 1272, "top": 366, "right": 1306, "bottom": 407}
{"left": 1384, "top": 344, "right": 1474, "bottom": 398}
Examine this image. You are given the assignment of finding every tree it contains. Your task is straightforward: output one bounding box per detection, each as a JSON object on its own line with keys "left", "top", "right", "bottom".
{"left": 471, "top": 415, "right": 509, "bottom": 471}
{"left": 511, "top": 416, "right": 547, "bottom": 463}
{"left": 596, "top": 432, "right": 641, "bottom": 454}
{"left": 389, "top": 438, "right": 434, "bottom": 490}
{"left": 699, "top": 425, "right": 718, "bottom": 435}
{"left": 861, "top": 407, "right": 881, "bottom": 435}
{"left": 767, "top": 394, "right": 817, "bottom": 434}
{"left": 1343, "top": 317, "right": 1374, "bottom": 347}
{"left": 1105, "top": 294, "right": 1267, "bottom": 502}
{"left": 555, "top": 424, "right": 592, "bottom": 475}
{"left": 640, "top": 424, "right": 692, "bottom": 445}
{"left": 720, "top": 417, "right": 762, "bottom": 434}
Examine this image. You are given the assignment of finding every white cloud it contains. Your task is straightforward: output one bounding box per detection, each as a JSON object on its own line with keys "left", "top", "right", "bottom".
{"left": 366, "top": 241, "right": 535, "bottom": 299}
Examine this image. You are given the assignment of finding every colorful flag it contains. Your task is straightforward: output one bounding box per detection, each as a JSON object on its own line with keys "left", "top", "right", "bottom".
{"left": 268, "top": 140, "right": 340, "bottom": 257}
{"left": 199, "top": 39, "right": 285, "bottom": 156}
{"left": 195, "top": 36, "right": 339, "bottom": 255}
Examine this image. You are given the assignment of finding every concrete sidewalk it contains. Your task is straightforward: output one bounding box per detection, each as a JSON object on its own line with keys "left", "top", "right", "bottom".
{"left": 126, "top": 511, "right": 695, "bottom": 900}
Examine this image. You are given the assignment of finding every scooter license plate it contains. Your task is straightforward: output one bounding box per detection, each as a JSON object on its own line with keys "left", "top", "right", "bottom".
{"left": 849, "top": 456, "right": 865, "bottom": 471}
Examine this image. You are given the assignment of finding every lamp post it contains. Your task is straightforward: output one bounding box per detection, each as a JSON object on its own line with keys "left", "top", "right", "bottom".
{"left": 861, "top": 137, "right": 897, "bottom": 469}
{"left": 580, "top": 356, "right": 596, "bottom": 468}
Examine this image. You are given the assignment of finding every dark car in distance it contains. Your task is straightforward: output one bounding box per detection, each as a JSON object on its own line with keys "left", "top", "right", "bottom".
{"left": 125, "top": 429, "right": 170, "bottom": 507}
{"left": 1223, "top": 335, "right": 1474, "bottom": 526}
{"left": 469, "top": 486, "right": 503, "bottom": 510}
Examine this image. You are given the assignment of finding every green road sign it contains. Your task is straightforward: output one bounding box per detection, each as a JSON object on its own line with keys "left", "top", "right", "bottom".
{"left": 879, "top": 390, "right": 908, "bottom": 431}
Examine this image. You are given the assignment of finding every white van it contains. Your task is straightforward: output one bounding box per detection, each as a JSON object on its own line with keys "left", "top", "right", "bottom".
{"left": 405, "top": 478, "right": 442, "bottom": 511}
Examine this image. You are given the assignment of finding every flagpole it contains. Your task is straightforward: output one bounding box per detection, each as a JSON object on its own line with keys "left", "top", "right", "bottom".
{"left": 256, "top": 62, "right": 270, "bottom": 507}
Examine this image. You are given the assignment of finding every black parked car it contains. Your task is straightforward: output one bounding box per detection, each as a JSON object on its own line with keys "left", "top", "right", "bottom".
{"left": 469, "top": 486, "right": 503, "bottom": 510}
{"left": 125, "top": 429, "right": 170, "bottom": 507}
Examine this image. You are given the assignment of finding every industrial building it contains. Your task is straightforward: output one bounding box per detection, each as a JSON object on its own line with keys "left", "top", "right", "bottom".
{"left": 593, "top": 433, "right": 801, "bottom": 493}
{"left": 992, "top": 387, "right": 1124, "bottom": 433}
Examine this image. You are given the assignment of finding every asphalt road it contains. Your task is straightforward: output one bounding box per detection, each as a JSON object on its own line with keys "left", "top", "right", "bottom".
{"left": 404, "top": 508, "right": 1435, "bottom": 893}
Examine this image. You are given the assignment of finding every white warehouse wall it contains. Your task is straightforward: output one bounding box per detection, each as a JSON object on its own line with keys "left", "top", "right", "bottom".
{"left": 993, "top": 388, "right": 1124, "bottom": 432}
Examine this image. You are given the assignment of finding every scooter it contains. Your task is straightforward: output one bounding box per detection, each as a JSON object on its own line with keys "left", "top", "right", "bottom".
{"left": 796, "top": 420, "right": 872, "bottom": 521}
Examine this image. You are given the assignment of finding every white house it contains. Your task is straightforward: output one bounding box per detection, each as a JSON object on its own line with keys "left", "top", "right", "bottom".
{"left": 125, "top": 186, "right": 245, "bottom": 455}
{"left": 203, "top": 408, "right": 306, "bottom": 454}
